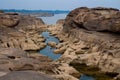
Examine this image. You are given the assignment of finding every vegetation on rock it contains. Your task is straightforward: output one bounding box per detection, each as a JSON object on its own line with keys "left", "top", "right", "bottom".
{"left": 0, "top": 10, "right": 4, "bottom": 13}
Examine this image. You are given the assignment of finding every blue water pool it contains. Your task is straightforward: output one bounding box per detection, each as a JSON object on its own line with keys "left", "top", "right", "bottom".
{"left": 40, "top": 32, "right": 95, "bottom": 80}
{"left": 80, "top": 75, "right": 95, "bottom": 80}
{"left": 39, "top": 32, "right": 61, "bottom": 60}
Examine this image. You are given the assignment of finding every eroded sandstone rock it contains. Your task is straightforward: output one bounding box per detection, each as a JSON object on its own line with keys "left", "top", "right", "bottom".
{"left": 0, "top": 12, "right": 46, "bottom": 51}
{"left": 0, "top": 13, "right": 19, "bottom": 27}
{"left": 47, "top": 16, "right": 120, "bottom": 79}
{"left": 56, "top": 19, "right": 65, "bottom": 25}
{"left": 54, "top": 47, "right": 66, "bottom": 54}
{"left": 64, "top": 7, "right": 120, "bottom": 32}
{"left": 0, "top": 48, "right": 54, "bottom": 74}
{"left": 48, "top": 41, "right": 57, "bottom": 48}
{"left": 0, "top": 71, "right": 53, "bottom": 80}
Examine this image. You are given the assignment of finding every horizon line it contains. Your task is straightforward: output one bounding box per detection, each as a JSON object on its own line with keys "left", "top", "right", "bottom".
{"left": 1, "top": 9, "right": 71, "bottom": 11}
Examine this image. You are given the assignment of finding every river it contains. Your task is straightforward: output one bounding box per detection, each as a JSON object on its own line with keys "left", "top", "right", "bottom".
{"left": 40, "top": 13, "right": 67, "bottom": 24}
{"left": 39, "top": 14, "right": 95, "bottom": 80}
{"left": 39, "top": 31, "right": 61, "bottom": 60}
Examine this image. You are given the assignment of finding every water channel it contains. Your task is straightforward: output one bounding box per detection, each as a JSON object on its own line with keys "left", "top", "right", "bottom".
{"left": 39, "top": 14, "right": 95, "bottom": 80}
{"left": 39, "top": 31, "right": 61, "bottom": 60}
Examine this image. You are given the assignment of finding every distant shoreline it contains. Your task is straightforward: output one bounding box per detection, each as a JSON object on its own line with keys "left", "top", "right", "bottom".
{"left": 2, "top": 9, "right": 70, "bottom": 14}
{"left": 2, "top": 9, "right": 70, "bottom": 17}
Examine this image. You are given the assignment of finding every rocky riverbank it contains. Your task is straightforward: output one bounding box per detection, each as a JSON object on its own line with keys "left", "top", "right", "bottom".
{"left": 46, "top": 7, "right": 120, "bottom": 80}
{"left": 0, "top": 7, "right": 120, "bottom": 80}
{"left": 0, "top": 12, "right": 55, "bottom": 80}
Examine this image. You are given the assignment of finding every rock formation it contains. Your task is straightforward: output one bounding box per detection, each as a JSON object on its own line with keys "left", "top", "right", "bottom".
{"left": 56, "top": 19, "right": 65, "bottom": 25}
{"left": 0, "top": 48, "right": 54, "bottom": 72}
{"left": 0, "top": 12, "right": 46, "bottom": 51}
{"left": 0, "top": 71, "right": 53, "bottom": 80}
{"left": 45, "top": 7, "right": 120, "bottom": 79}
{"left": 1, "top": 7, "right": 120, "bottom": 80}
{"left": 0, "top": 12, "right": 56, "bottom": 79}
{"left": 64, "top": 7, "right": 120, "bottom": 32}
{"left": 63, "top": 7, "right": 120, "bottom": 79}
{"left": 0, "top": 13, "right": 19, "bottom": 27}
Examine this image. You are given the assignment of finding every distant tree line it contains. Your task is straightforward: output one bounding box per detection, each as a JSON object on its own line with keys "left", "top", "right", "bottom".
{"left": 0, "top": 10, "right": 4, "bottom": 13}
{"left": 3, "top": 9, "right": 70, "bottom": 14}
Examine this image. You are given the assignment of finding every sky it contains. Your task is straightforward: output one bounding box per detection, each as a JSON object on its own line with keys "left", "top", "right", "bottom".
{"left": 0, "top": 0, "right": 120, "bottom": 10}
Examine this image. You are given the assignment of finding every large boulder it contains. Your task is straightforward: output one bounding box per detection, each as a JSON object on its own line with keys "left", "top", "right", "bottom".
{"left": 16, "top": 15, "right": 45, "bottom": 31}
{"left": 0, "top": 12, "right": 44, "bottom": 28}
{"left": 64, "top": 7, "right": 120, "bottom": 33}
{"left": 0, "top": 13, "right": 19, "bottom": 27}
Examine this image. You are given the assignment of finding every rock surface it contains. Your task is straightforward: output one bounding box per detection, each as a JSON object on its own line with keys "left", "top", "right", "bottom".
{"left": 56, "top": 19, "right": 65, "bottom": 25}
{"left": 48, "top": 41, "right": 57, "bottom": 48}
{"left": 0, "top": 71, "right": 53, "bottom": 80}
{"left": 47, "top": 7, "right": 120, "bottom": 79}
{"left": 0, "top": 13, "right": 55, "bottom": 79}
{"left": 0, "top": 13, "right": 19, "bottom": 27}
{"left": 0, "top": 48, "right": 54, "bottom": 72}
{"left": 0, "top": 13, "right": 46, "bottom": 51}
{"left": 64, "top": 7, "right": 120, "bottom": 32}
{"left": 54, "top": 47, "right": 66, "bottom": 54}
{"left": 1, "top": 7, "right": 120, "bottom": 80}
{"left": 61, "top": 7, "right": 120, "bottom": 79}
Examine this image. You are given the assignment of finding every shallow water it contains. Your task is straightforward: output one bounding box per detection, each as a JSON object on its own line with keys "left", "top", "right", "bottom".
{"left": 39, "top": 32, "right": 61, "bottom": 60}
{"left": 80, "top": 75, "right": 95, "bottom": 80}
{"left": 40, "top": 15, "right": 95, "bottom": 80}
{"left": 40, "top": 14, "right": 67, "bottom": 24}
